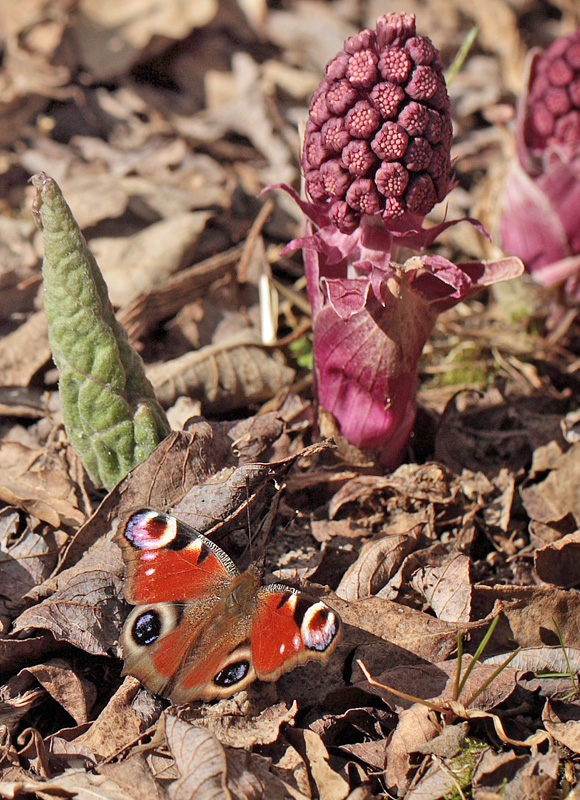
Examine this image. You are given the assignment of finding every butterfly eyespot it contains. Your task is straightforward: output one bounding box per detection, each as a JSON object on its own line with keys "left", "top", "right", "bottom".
{"left": 132, "top": 610, "right": 162, "bottom": 646}
{"left": 214, "top": 660, "right": 250, "bottom": 688}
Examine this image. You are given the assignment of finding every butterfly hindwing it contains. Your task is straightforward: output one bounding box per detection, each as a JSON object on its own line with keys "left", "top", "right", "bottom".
{"left": 250, "top": 585, "right": 341, "bottom": 681}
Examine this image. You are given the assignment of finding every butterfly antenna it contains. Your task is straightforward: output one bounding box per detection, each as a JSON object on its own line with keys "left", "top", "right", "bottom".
{"left": 245, "top": 472, "right": 253, "bottom": 561}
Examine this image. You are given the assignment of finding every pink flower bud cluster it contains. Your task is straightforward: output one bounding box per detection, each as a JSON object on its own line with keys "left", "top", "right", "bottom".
{"left": 500, "top": 27, "right": 580, "bottom": 300}
{"left": 523, "top": 28, "right": 580, "bottom": 157}
{"left": 302, "top": 13, "right": 452, "bottom": 233}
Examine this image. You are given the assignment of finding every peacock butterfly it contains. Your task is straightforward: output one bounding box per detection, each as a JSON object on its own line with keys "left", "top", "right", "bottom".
{"left": 116, "top": 509, "right": 341, "bottom": 702}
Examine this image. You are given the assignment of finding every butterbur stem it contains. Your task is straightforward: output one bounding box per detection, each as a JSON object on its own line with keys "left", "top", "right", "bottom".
{"left": 32, "top": 172, "right": 171, "bottom": 490}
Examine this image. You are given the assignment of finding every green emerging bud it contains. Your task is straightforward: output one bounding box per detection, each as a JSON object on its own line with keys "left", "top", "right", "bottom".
{"left": 32, "top": 172, "right": 171, "bottom": 490}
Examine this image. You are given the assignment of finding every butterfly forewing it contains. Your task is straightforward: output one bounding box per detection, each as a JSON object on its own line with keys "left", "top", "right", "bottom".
{"left": 118, "top": 509, "right": 237, "bottom": 604}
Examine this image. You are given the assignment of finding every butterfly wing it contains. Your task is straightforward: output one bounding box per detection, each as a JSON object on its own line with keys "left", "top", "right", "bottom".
{"left": 250, "top": 584, "right": 341, "bottom": 682}
{"left": 117, "top": 509, "right": 241, "bottom": 699}
{"left": 117, "top": 508, "right": 238, "bottom": 604}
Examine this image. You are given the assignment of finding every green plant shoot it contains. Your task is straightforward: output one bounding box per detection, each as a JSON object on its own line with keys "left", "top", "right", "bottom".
{"left": 31, "top": 172, "right": 171, "bottom": 490}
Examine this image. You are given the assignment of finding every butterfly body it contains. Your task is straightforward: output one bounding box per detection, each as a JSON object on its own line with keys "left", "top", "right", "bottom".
{"left": 117, "top": 509, "right": 341, "bottom": 702}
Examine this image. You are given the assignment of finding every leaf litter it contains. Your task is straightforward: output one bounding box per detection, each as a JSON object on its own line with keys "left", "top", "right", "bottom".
{"left": 1, "top": 1, "right": 580, "bottom": 798}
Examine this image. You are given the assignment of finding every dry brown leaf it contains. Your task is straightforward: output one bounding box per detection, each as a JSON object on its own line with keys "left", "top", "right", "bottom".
{"left": 19, "top": 659, "right": 95, "bottom": 726}
{"left": 411, "top": 554, "right": 472, "bottom": 624}
{"left": 328, "top": 462, "right": 464, "bottom": 520}
{"left": 472, "top": 750, "right": 559, "bottom": 799}
{"left": 0, "top": 440, "right": 85, "bottom": 529}
{"left": 385, "top": 704, "right": 440, "bottom": 795}
{"left": 118, "top": 245, "right": 242, "bottom": 340}
{"left": 91, "top": 211, "right": 212, "bottom": 307}
{"left": 0, "top": 216, "right": 40, "bottom": 318}
{"left": 0, "top": 511, "right": 60, "bottom": 609}
{"left": 183, "top": 697, "right": 297, "bottom": 750}
{"left": 73, "top": 678, "right": 149, "bottom": 759}
{"left": 12, "top": 569, "right": 123, "bottom": 656}
{"left": 75, "top": 0, "right": 218, "bottom": 80}
{"left": 542, "top": 700, "right": 580, "bottom": 755}
{"left": 174, "top": 53, "right": 295, "bottom": 185}
{"left": 359, "top": 659, "right": 518, "bottom": 716}
{"left": 472, "top": 584, "right": 580, "bottom": 649}
{"left": 336, "top": 525, "right": 422, "bottom": 602}
{"left": 520, "top": 441, "right": 580, "bottom": 526}
{"left": 147, "top": 330, "right": 295, "bottom": 414}
{"left": 0, "top": 313, "right": 50, "bottom": 387}
{"left": 332, "top": 594, "right": 458, "bottom": 675}
{"left": 287, "top": 728, "right": 350, "bottom": 800}
{"left": 0, "top": 1, "right": 75, "bottom": 145}
{"left": 164, "top": 716, "right": 231, "bottom": 800}
{"left": 60, "top": 422, "right": 235, "bottom": 568}
{"left": 534, "top": 530, "right": 580, "bottom": 587}
{"left": 98, "top": 754, "right": 166, "bottom": 800}
{"left": 0, "top": 767, "right": 143, "bottom": 799}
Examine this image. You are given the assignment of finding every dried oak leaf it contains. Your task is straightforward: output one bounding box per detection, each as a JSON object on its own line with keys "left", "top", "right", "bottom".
{"left": 179, "top": 695, "right": 297, "bottom": 750}
{"left": 521, "top": 440, "right": 580, "bottom": 527}
{"left": 19, "top": 658, "right": 96, "bottom": 726}
{"left": 534, "top": 530, "right": 580, "bottom": 588}
{"left": 91, "top": 211, "right": 212, "bottom": 307}
{"left": 12, "top": 567, "right": 124, "bottom": 657}
{"left": 164, "top": 716, "right": 230, "bottom": 800}
{"left": 0, "top": 313, "right": 51, "bottom": 388}
{"left": 472, "top": 584, "right": 580, "bottom": 650}
{"left": 147, "top": 329, "right": 295, "bottom": 414}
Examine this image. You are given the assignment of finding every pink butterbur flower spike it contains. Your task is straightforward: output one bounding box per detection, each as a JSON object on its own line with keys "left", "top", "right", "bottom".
{"left": 500, "top": 27, "right": 580, "bottom": 300}
{"left": 272, "top": 13, "right": 523, "bottom": 469}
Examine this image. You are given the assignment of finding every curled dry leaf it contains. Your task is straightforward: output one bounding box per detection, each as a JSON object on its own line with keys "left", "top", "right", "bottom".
{"left": 164, "top": 716, "right": 230, "bottom": 800}
{"left": 19, "top": 659, "right": 95, "bottom": 726}
{"left": 147, "top": 330, "right": 295, "bottom": 414}
{"left": 534, "top": 530, "right": 580, "bottom": 587}
{"left": 336, "top": 527, "right": 422, "bottom": 602}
